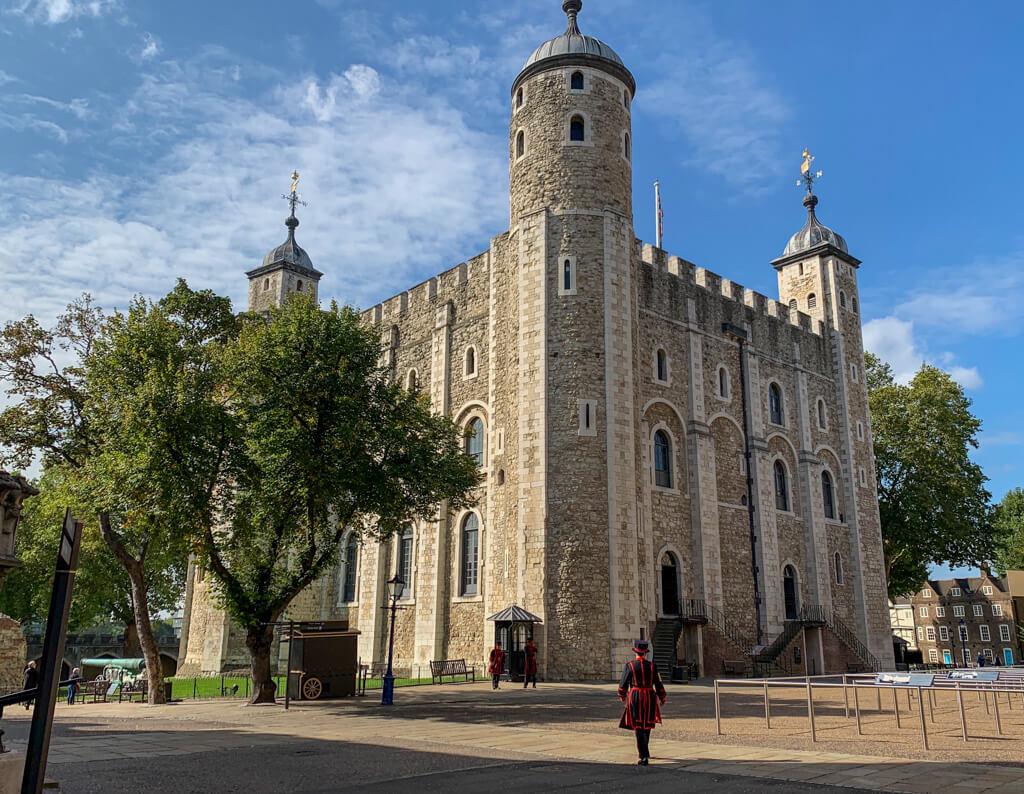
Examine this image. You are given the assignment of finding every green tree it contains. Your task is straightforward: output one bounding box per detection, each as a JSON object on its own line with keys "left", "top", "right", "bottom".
{"left": 200, "top": 296, "right": 480, "bottom": 703}
{"left": 865, "top": 353, "right": 996, "bottom": 598}
{"left": 994, "top": 488, "right": 1024, "bottom": 573}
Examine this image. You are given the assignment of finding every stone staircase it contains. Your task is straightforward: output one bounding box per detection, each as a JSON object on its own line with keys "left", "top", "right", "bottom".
{"left": 652, "top": 619, "right": 681, "bottom": 677}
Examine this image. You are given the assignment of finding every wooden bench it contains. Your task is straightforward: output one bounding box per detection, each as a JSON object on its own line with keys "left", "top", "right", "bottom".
{"left": 118, "top": 679, "right": 148, "bottom": 703}
{"left": 76, "top": 680, "right": 110, "bottom": 704}
{"left": 430, "top": 659, "right": 476, "bottom": 684}
{"left": 722, "top": 660, "right": 746, "bottom": 676}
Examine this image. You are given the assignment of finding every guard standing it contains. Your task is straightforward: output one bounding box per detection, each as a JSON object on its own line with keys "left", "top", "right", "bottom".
{"left": 489, "top": 641, "right": 504, "bottom": 689}
{"left": 617, "top": 639, "right": 666, "bottom": 765}
{"left": 523, "top": 638, "right": 538, "bottom": 689}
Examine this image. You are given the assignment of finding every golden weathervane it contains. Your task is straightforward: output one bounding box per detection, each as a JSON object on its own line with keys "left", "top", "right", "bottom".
{"left": 797, "top": 149, "right": 823, "bottom": 194}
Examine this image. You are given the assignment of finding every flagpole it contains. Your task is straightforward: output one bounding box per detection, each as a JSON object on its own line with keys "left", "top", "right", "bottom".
{"left": 654, "top": 181, "right": 664, "bottom": 249}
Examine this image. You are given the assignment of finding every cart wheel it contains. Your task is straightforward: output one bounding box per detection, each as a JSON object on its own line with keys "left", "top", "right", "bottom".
{"left": 302, "top": 676, "right": 323, "bottom": 700}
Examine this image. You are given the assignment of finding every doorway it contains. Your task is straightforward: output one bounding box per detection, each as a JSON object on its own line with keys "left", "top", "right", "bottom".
{"left": 660, "top": 553, "right": 680, "bottom": 616}
{"left": 783, "top": 566, "right": 799, "bottom": 621}
{"left": 1005, "top": 648, "right": 1014, "bottom": 666}
{"left": 943, "top": 651, "right": 952, "bottom": 665}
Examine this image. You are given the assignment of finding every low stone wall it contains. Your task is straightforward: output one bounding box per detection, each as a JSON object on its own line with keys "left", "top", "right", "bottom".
{"left": 0, "top": 614, "right": 25, "bottom": 693}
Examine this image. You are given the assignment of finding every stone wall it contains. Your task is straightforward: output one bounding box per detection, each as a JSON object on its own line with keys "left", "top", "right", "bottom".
{"left": 0, "top": 614, "right": 25, "bottom": 693}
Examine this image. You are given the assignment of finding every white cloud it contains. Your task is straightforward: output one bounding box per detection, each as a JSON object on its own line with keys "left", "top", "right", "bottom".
{"left": 0, "top": 52, "right": 507, "bottom": 327}
{"left": 0, "top": 70, "right": 17, "bottom": 85}
{"left": 863, "top": 316, "right": 982, "bottom": 389}
{"left": 16, "top": 93, "right": 90, "bottom": 119}
{"left": 9, "top": 0, "right": 117, "bottom": 25}
{"left": 139, "top": 32, "right": 160, "bottom": 60}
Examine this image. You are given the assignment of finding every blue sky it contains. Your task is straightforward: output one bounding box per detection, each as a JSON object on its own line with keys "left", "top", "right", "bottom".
{"left": 1, "top": 0, "right": 1021, "bottom": 575}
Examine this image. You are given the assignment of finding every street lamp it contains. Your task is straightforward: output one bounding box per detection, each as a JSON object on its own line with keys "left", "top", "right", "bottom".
{"left": 380, "top": 574, "right": 405, "bottom": 706}
{"left": 959, "top": 618, "right": 967, "bottom": 668}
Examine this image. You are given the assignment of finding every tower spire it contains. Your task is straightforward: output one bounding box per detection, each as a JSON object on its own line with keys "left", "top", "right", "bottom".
{"left": 796, "top": 149, "right": 823, "bottom": 215}
{"left": 282, "top": 170, "right": 308, "bottom": 239}
{"left": 563, "top": 0, "right": 582, "bottom": 35}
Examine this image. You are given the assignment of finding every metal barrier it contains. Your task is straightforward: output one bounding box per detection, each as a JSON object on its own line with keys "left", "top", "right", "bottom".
{"left": 713, "top": 667, "right": 1024, "bottom": 748}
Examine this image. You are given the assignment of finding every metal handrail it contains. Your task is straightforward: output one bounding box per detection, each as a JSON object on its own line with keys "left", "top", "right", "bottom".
{"left": 683, "top": 599, "right": 756, "bottom": 658}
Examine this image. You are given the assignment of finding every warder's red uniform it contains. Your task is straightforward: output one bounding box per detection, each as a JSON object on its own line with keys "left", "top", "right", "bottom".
{"left": 523, "top": 641, "right": 538, "bottom": 688}
{"left": 618, "top": 652, "right": 666, "bottom": 763}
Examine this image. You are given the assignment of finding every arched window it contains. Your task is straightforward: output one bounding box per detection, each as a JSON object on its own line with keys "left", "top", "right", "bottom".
{"left": 624, "top": 133, "right": 631, "bottom": 160}
{"left": 654, "top": 430, "right": 672, "bottom": 488}
{"left": 397, "top": 526, "right": 413, "bottom": 594}
{"left": 850, "top": 363, "right": 858, "bottom": 382}
{"left": 460, "top": 513, "right": 479, "bottom": 596}
{"left": 817, "top": 398, "right": 827, "bottom": 429}
{"left": 839, "top": 291, "right": 847, "bottom": 309}
{"left": 718, "top": 366, "right": 730, "bottom": 399}
{"left": 774, "top": 460, "right": 789, "bottom": 511}
{"left": 769, "top": 383, "right": 784, "bottom": 425}
{"left": 655, "top": 348, "right": 668, "bottom": 382}
{"left": 624, "top": 91, "right": 630, "bottom": 109}
{"left": 465, "top": 347, "right": 476, "bottom": 377}
{"left": 788, "top": 299, "right": 797, "bottom": 313}
{"left": 340, "top": 533, "right": 358, "bottom": 604}
{"left": 263, "top": 278, "right": 270, "bottom": 291}
{"left": 516, "top": 130, "right": 525, "bottom": 159}
{"left": 851, "top": 297, "right": 858, "bottom": 313}
{"left": 465, "top": 417, "right": 484, "bottom": 466}
{"left": 516, "top": 87, "right": 524, "bottom": 109}
{"left": 297, "top": 279, "right": 303, "bottom": 291}
{"left": 822, "top": 471, "right": 836, "bottom": 520}
{"left": 570, "top": 71, "right": 584, "bottom": 90}
{"left": 570, "top": 115, "right": 585, "bottom": 142}
{"left": 834, "top": 552, "right": 844, "bottom": 585}
{"left": 407, "top": 369, "right": 418, "bottom": 391}
{"left": 807, "top": 293, "right": 816, "bottom": 310}
{"left": 564, "top": 259, "right": 572, "bottom": 292}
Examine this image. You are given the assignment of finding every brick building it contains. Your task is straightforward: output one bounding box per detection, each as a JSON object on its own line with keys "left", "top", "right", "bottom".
{"left": 900, "top": 573, "right": 1021, "bottom": 667}
{"left": 179, "top": 0, "right": 894, "bottom": 680}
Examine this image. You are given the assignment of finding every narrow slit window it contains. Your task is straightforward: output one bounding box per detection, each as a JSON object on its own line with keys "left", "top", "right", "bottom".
{"left": 653, "top": 430, "right": 672, "bottom": 489}
{"left": 774, "top": 461, "right": 789, "bottom": 511}
{"left": 465, "top": 347, "right": 476, "bottom": 376}
{"left": 516, "top": 130, "right": 525, "bottom": 159}
{"left": 817, "top": 399, "right": 827, "bottom": 429}
{"left": 769, "top": 383, "right": 784, "bottom": 426}
{"left": 570, "top": 115, "right": 585, "bottom": 142}
{"left": 822, "top": 471, "right": 835, "bottom": 519}
{"left": 516, "top": 87, "right": 524, "bottom": 109}
{"left": 624, "top": 132, "right": 631, "bottom": 160}
{"left": 718, "top": 367, "right": 729, "bottom": 399}
{"left": 564, "top": 259, "right": 572, "bottom": 291}
{"left": 834, "top": 552, "right": 843, "bottom": 585}
{"left": 656, "top": 349, "right": 668, "bottom": 382}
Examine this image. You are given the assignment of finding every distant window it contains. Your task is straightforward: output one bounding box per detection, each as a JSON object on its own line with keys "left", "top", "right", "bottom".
{"left": 624, "top": 90, "right": 630, "bottom": 109}
{"left": 834, "top": 552, "right": 843, "bottom": 585}
{"left": 928, "top": 648, "right": 938, "bottom": 662}
{"left": 516, "top": 87, "right": 524, "bottom": 109}
{"left": 980, "top": 625, "right": 991, "bottom": 642}
{"left": 921, "top": 589, "right": 931, "bottom": 597}
{"left": 788, "top": 299, "right": 797, "bottom": 313}
{"left": 850, "top": 363, "right": 858, "bottom": 382}
{"left": 857, "top": 421, "right": 864, "bottom": 441}
{"left": 816, "top": 399, "right": 826, "bottom": 429}
{"left": 397, "top": 526, "right": 413, "bottom": 593}
{"left": 624, "top": 132, "right": 631, "bottom": 160}
{"left": 407, "top": 369, "right": 418, "bottom": 391}
{"left": 564, "top": 259, "right": 572, "bottom": 291}
{"left": 919, "top": 606, "right": 929, "bottom": 617}
{"left": 460, "top": 513, "right": 479, "bottom": 596}
{"left": 297, "top": 279, "right": 303, "bottom": 291}
{"left": 917, "top": 627, "right": 924, "bottom": 641}
{"left": 1001, "top": 625, "right": 1012, "bottom": 642}
{"left": 807, "top": 293, "right": 817, "bottom": 310}
{"left": 983, "top": 585, "right": 993, "bottom": 595}
{"left": 951, "top": 587, "right": 962, "bottom": 596}
{"left": 937, "top": 606, "right": 946, "bottom": 617}
{"left": 571, "top": 71, "right": 584, "bottom": 90}
{"left": 839, "top": 291, "right": 847, "bottom": 309}
{"left": 263, "top": 278, "right": 270, "bottom": 291}
{"left": 953, "top": 605, "right": 965, "bottom": 617}
{"left": 465, "top": 417, "right": 484, "bottom": 466}
{"left": 958, "top": 623, "right": 968, "bottom": 640}
{"left": 798, "top": 263, "right": 805, "bottom": 276}
{"left": 939, "top": 626, "right": 949, "bottom": 641}
{"left": 570, "top": 115, "right": 585, "bottom": 142}
{"left": 654, "top": 430, "right": 672, "bottom": 489}
{"left": 340, "top": 534, "right": 358, "bottom": 604}
{"left": 516, "top": 130, "right": 525, "bottom": 158}
{"left": 769, "top": 383, "right": 784, "bottom": 425}
{"left": 992, "top": 604, "right": 1003, "bottom": 616}
{"left": 465, "top": 347, "right": 476, "bottom": 377}
{"left": 718, "top": 367, "right": 729, "bottom": 399}
{"left": 852, "top": 297, "right": 858, "bottom": 313}
{"left": 656, "top": 349, "right": 668, "bottom": 382}
{"left": 774, "top": 460, "right": 789, "bottom": 511}
{"left": 973, "top": 604, "right": 983, "bottom": 617}
{"left": 822, "top": 471, "right": 835, "bottom": 520}
{"left": 926, "top": 626, "right": 935, "bottom": 641}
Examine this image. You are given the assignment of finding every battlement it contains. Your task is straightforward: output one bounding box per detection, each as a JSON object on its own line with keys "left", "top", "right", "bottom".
{"left": 640, "top": 243, "right": 823, "bottom": 337}
{"left": 362, "top": 251, "right": 489, "bottom": 326}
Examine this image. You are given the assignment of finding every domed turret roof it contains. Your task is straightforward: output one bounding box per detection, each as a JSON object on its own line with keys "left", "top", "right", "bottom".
{"left": 515, "top": 1, "right": 634, "bottom": 94}
{"left": 783, "top": 194, "right": 848, "bottom": 257}
{"left": 263, "top": 216, "right": 316, "bottom": 271}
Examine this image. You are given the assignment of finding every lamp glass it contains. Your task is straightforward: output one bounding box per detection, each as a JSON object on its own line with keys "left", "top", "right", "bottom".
{"left": 388, "top": 574, "right": 406, "bottom": 601}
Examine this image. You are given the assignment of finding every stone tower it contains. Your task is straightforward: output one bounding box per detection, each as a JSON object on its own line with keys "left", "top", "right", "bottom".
{"left": 770, "top": 162, "right": 892, "bottom": 663}
{"left": 508, "top": 0, "right": 641, "bottom": 677}
{"left": 245, "top": 195, "right": 322, "bottom": 313}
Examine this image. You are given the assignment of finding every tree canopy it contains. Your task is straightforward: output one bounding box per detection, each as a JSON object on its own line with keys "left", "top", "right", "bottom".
{"left": 865, "top": 353, "right": 996, "bottom": 597}
{"left": 994, "top": 488, "right": 1024, "bottom": 574}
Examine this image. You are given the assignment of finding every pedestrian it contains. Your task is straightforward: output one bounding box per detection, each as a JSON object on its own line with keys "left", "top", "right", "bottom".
{"left": 523, "top": 638, "right": 538, "bottom": 689}
{"left": 977, "top": 653, "right": 985, "bottom": 667}
{"left": 488, "top": 641, "right": 504, "bottom": 690}
{"left": 22, "top": 660, "right": 39, "bottom": 710}
{"left": 67, "top": 667, "right": 81, "bottom": 705}
{"left": 994, "top": 655, "right": 1002, "bottom": 667}
{"left": 617, "top": 639, "right": 666, "bottom": 766}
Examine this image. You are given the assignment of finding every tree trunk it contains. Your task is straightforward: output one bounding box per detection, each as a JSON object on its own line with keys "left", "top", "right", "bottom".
{"left": 122, "top": 620, "right": 140, "bottom": 658}
{"left": 246, "top": 625, "right": 277, "bottom": 705}
{"left": 98, "top": 512, "right": 166, "bottom": 705}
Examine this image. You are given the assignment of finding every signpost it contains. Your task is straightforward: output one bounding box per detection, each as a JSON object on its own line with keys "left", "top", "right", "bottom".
{"left": 22, "top": 509, "right": 82, "bottom": 794}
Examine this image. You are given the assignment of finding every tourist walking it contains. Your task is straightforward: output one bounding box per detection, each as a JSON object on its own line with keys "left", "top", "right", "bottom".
{"left": 617, "top": 640, "right": 666, "bottom": 765}
{"left": 22, "top": 661, "right": 38, "bottom": 710}
{"left": 488, "top": 641, "right": 504, "bottom": 689}
{"left": 523, "top": 638, "right": 538, "bottom": 689}
{"left": 977, "top": 653, "right": 986, "bottom": 667}
{"left": 67, "top": 667, "right": 81, "bottom": 705}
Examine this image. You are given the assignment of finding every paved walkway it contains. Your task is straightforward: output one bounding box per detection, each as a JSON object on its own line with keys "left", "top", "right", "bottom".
{"left": 4, "top": 683, "right": 1024, "bottom": 792}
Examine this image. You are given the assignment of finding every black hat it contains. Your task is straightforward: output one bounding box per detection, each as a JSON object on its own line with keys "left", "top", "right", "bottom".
{"left": 632, "top": 640, "right": 650, "bottom": 654}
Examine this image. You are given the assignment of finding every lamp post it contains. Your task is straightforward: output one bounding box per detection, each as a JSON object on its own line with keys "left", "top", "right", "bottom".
{"left": 959, "top": 618, "right": 967, "bottom": 667}
{"left": 380, "top": 574, "right": 405, "bottom": 706}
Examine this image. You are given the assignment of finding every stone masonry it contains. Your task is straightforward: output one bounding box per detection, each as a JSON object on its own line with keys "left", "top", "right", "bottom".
{"left": 179, "top": 1, "right": 896, "bottom": 681}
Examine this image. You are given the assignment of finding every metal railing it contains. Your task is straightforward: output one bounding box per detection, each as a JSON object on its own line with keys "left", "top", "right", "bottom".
{"left": 683, "top": 599, "right": 756, "bottom": 658}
